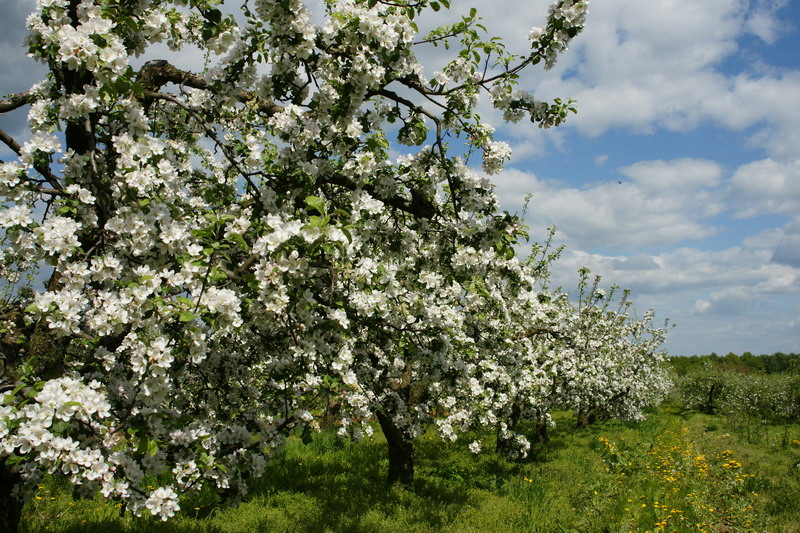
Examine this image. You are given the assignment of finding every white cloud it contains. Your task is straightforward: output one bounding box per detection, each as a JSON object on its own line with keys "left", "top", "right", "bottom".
{"left": 611, "top": 254, "right": 659, "bottom": 271}
{"left": 496, "top": 158, "right": 724, "bottom": 252}
{"left": 727, "top": 158, "right": 800, "bottom": 218}
{"left": 618, "top": 158, "right": 723, "bottom": 193}
{"left": 528, "top": 0, "right": 748, "bottom": 134}
{"left": 463, "top": 0, "right": 800, "bottom": 165}
{"left": 694, "top": 300, "right": 712, "bottom": 314}
{"left": 772, "top": 222, "right": 800, "bottom": 268}
{"left": 538, "top": 226, "right": 800, "bottom": 354}
{"left": 744, "top": 0, "right": 791, "bottom": 44}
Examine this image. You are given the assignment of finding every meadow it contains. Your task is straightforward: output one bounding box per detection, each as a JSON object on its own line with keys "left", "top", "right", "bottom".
{"left": 20, "top": 402, "right": 800, "bottom": 533}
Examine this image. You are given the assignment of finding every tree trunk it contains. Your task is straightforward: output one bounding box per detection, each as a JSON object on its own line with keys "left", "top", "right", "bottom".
{"left": 705, "top": 384, "right": 717, "bottom": 414}
{"left": 576, "top": 408, "right": 596, "bottom": 428}
{"left": 0, "top": 460, "right": 22, "bottom": 533}
{"left": 536, "top": 418, "right": 549, "bottom": 443}
{"left": 376, "top": 411, "right": 414, "bottom": 485}
{"left": 496, "top": 402, "right": 522, "bottom": 455}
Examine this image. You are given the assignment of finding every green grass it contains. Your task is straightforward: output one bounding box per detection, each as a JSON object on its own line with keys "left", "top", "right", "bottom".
{"left": 20, "top": 408, "right": 800, "bottom": 532}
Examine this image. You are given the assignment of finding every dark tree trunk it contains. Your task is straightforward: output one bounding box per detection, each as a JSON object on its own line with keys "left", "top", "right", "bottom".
{"left": 496, "top": 402, "right": 522, "bottom": 455}
{"left": 0, "top": 460, "right": 22, "bottom": 533}
{"left": 705, "top": 384, "right": 717, "bottom": 414}
{"left": 376, "top": 411, "right": 414, "bottom": 485}
{"left": 320, "top": 395, "right": 341, "bottom": 431}
{"left": 536, "top": 419, "right": 549, "bottom": 443}
{"left": 576, "top": 409, "right": 597, "bottom": 428}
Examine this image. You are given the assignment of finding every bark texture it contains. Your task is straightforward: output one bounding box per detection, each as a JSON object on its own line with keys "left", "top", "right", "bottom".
{"left": 376, "top": 411, "right": 414, "bottom": 485}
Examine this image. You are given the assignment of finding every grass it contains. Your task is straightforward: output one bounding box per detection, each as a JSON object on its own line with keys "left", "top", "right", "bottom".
{"left": 20, "top": 407, "right": 800, "bottom": 532}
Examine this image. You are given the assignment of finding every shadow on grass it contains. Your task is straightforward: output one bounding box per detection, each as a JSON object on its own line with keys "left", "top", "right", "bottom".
{"left": 29, "top": 411, "right": 742, "bottom": 533}
{"left": 31, "top": 426, "right": 510, "bottom": 533}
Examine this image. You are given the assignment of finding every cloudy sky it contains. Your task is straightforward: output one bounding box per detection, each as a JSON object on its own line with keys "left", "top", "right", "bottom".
{"left": 2, "top": 0, "right": 799, "bottom": 355}
{"left": 454, "top": 0, "right": 800, "bottom": 356}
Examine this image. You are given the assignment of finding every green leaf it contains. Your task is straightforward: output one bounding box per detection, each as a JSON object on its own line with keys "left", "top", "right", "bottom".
{"left": 309, "top": 215, "right": 330, "bottom": 228}
{"left": 229, "top": 232, "right": 248, "bottom": 250}
{"left": 148, "top": 438, "right": 158, "bottom": 457}
{"left": 179, "top": 311, "right": 195, "bottom": 322}
{"left": 206, "top": 8, "right": 222, "bottom": 24}
{"left": 305, "top": 195, "right": 325, "bottom": 215}
{"left": 209, "top": 267, "right": 228, "bottom": 283}
{"left": 431, "top": 1, "right": 440, "bottom": 11}
{"left": 51, "top": 421, "right": 69, "bottom": 435}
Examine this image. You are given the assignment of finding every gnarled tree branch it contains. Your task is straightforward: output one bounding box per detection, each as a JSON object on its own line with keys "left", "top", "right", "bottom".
{"left": 137, "top": 60, "right": 283, "bottom": 117}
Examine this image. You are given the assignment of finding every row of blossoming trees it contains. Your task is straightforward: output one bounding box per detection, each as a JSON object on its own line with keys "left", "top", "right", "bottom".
{"left": 678, "top": 363, "right": 800, "bottom": 431}
{"left": 0, "top": 0, "right": 670, "bottom": 528}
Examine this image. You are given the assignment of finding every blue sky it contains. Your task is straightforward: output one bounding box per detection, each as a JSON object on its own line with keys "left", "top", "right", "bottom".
{"left": 2, "top": 0, "right": 799, "bottom": 355}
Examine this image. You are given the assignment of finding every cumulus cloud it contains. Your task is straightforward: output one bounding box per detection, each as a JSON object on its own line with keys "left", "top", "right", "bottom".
{"left": 694, "top": 300, "right": 712, "bottom": 314}
{"left": 611, "top": 254, "right": 660, "bottom": 271}
{"left": 496, "top": 158, "right": 724, "bottom": 252}
{"left": 727, "top": 158, "right": 800, "bottom": 218}
{"left": 772, "top": 222, "right": 800, "bottom": 268}
{"left": 540, "top": 227, "right": 800, "bottom": 354}
{"left": 0, "top": 0, "right": 40, "bottom": 93}
{"left": 594, "top": 154, "right": 609, "bottom": 167}
{"left": 618, "top": 158, "right": 723, "bottom": 193}
{"left": 472, "top": 0, "right": 800, "bottom": 354}
{"left": 744, "top": 0, "right": 791, "bottom": 44}
{"left": 529, "top": 0, "right": 748, "bottom": 134}
{"left": 462, "top": 0, "right": 800, "bottom": 164}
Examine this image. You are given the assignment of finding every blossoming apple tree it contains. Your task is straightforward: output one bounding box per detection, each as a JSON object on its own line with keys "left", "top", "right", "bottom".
{"left": 554, "top": 272, "right": 671, "bottom": 427}
{"left": 0, "top": 0, "right": 664, "bottom": 527}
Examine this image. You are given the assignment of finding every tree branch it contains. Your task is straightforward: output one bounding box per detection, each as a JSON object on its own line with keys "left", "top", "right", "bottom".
{"left": 0, "top": 91, "right": 35, "bottom": 114}
{"left": 326, "top": 172, "right": 437, "bottom": 219}
{"left": 0, "top": 128, "right": 63, "bottom": 193}
{"left": 137, "top": 60, "right": 283, "bottom": 117}
{"left": 145, "top": 91, "right": 261, "bottom": 193}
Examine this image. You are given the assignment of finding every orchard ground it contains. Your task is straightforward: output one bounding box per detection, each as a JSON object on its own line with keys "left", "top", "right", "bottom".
{"left": 20, "top": 405, "right": 800, "bottom": 532}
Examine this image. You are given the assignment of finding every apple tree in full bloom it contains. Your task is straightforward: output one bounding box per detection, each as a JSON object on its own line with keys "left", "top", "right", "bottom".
{"left": 0, "top": 0, "right": 667, "bottom": 526}
{"left": 554, "top": 272, "right": 671, "bottom": 428}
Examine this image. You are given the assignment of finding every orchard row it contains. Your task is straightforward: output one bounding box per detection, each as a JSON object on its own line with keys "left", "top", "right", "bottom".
{"left": 0, "top": 0, "right": 668, "bottom": 529}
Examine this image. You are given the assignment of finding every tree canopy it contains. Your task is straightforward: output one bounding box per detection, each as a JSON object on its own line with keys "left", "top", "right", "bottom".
{"left": 0, "top": 0, "right": 669, "bottom": 526}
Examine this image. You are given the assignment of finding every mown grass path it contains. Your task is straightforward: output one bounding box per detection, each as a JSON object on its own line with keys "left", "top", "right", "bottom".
{"left": 21, "top": 407, "right": 800, "bottom": 532}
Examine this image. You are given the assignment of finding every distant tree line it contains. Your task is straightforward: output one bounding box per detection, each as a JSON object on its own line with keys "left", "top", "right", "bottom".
{"left": 669, "top": 352, "right": 800, "bottom": 376}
